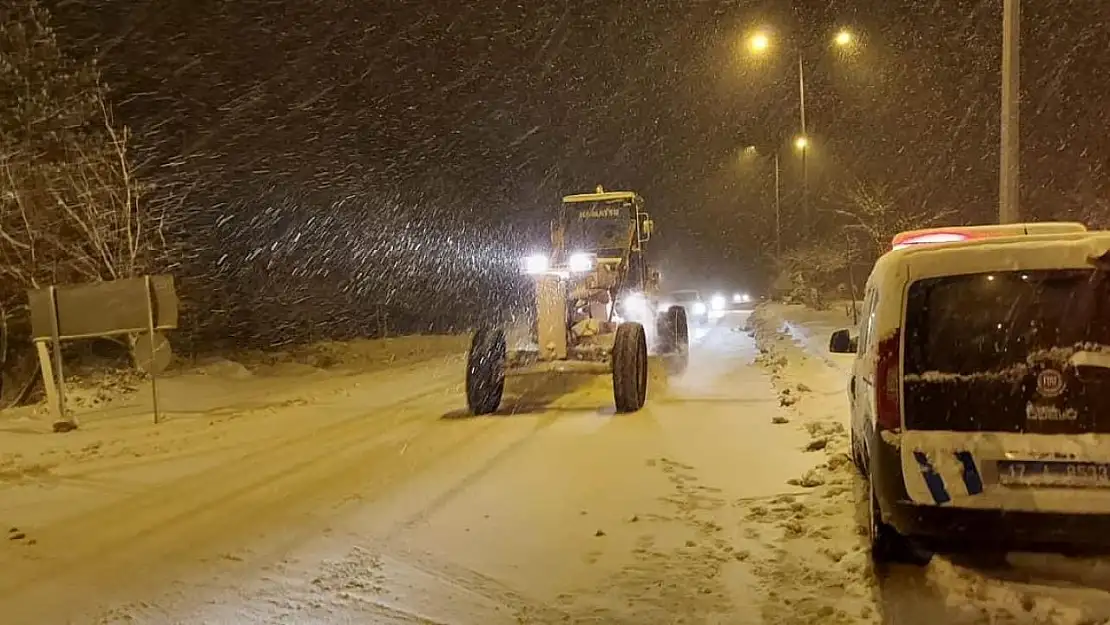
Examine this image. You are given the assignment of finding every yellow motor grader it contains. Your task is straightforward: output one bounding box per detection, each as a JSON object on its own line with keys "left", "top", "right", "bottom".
{"left": 465, "top": 186, "right": 689, "bottom": 415}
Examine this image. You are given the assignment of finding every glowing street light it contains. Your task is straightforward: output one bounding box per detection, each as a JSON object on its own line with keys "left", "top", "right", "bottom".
{"left": 742, "top": 25, "right": 858, "bottom": 235}
{"left": 749, "top": 32, "right": 770, "bottom": 54}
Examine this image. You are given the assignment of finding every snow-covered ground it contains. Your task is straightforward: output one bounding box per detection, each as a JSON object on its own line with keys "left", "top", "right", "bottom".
{"left": 2, "top": 308, "right": 1109, "bottom": 624}
{"left": 767, "top": 303, "right": 1110, "bottom": 625}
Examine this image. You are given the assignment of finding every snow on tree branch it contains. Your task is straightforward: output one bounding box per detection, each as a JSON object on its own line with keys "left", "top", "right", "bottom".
{"left": 832, "top": 177, "right": 956, "bottom": 257}
{"left": 0, "top": 0, "right": 167, "bottom": 304}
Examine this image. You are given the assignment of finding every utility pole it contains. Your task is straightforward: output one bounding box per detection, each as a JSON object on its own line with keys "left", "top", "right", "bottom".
{"left": 999, "top": 0, "right": 1020, "bottom": 223}
{"left": 797, "top": 50, "right": 809, "bottom": 233}
{"left": 774, "top": 152, "right": 782, "bottom": 259}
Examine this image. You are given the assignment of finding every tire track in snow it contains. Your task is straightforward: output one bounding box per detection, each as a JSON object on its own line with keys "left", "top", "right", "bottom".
{"left": 91, "top": 361, "right": 629, "bottom": 624}
{"left": 549, "top": 456, "right": 745, "bottom": 625}
{"left": 0, "top": 370, "right": 497, "bottom": 623}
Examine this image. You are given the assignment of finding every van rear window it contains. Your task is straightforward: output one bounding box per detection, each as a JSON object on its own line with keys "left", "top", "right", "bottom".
{"left": 904, "top": 269, "right": 1110, "bottom": 377}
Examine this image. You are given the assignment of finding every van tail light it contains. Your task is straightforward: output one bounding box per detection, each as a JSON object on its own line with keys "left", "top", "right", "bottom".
{"left": 875, "top": 330, "right": 902, "bottom": 431}
{"left": 891, "top": 232, "right": 973, "bottom": 249}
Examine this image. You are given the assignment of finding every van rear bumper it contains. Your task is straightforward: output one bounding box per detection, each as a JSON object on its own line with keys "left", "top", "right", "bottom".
{"left": 885, "top": 500, "right": 1110, "bottom": 553}
{"left": 871, "top": 432, "right": 1110, "bottom": 552}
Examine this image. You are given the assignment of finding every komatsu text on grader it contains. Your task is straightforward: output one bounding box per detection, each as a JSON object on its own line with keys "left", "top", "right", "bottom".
{"left": 465, "top": 187, "right": 689, "bottom": 415}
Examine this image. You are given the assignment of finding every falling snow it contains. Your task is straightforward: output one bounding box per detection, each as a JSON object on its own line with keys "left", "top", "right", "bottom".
{"left": 30, "top": 0, "right": 1109, "bottom": 347}
{"left": 2, "top": 1, "right": 1110, "bottom": 622}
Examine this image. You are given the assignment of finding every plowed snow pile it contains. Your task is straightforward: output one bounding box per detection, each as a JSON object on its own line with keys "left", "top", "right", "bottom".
{"left": 754, "top": 303, "right": 1110, "bottom": 625}
{"left": 0, "top": 334, "right": 467, "bottom": 527}
{"left": 746, "top": 305, "right": 879, "bottom": 624}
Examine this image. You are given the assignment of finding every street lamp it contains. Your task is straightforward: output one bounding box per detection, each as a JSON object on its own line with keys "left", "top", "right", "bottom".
{"left": 749, "top": 32, "right": 770, "bottom": 54}
{"left": 743, "top": 28, "right": 859, "bottom": 150}
{"left": 741, "top": 145, "right": 783, "bottom": 260}
{"left": 744, "top": 27, "right": 860, "bottom": 236}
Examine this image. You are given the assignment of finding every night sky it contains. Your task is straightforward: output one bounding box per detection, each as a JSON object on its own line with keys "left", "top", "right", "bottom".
{"left": 39, "top": 0, "right": 1110, "bottom": 341}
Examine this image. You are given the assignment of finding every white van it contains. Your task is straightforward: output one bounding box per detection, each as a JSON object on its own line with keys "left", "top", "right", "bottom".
{"left": 827, "top": 223, "right": 1110, "bottom": 563}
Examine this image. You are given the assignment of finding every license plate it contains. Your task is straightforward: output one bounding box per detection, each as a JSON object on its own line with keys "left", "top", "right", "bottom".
{"left": 997, "top": 460, "right": 1110, "bottom": 488}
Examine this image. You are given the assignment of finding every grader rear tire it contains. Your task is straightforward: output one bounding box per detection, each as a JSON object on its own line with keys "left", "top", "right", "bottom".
{"left": 466, "top": 327, "right": 506, "bottom": 415}
{"left": 655, "top": 311, "right": 675, "bottom": 354}
{"left": 664, "top": 306, "right": 689, "bottom": 375}
{"left": 613, "top": 322, "right": 648, "bottom": 413}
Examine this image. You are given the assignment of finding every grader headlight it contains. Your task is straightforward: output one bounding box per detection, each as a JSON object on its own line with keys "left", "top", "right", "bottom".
{"left": 523, "top": 254, "right": 550, "bottom": 275}
{"left": 568, "top": 252, "right": 593, "bottom": 273}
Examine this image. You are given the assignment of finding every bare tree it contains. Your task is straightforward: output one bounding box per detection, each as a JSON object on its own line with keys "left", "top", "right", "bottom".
{"left": 828, "top": 178, "right": 956, "bottom": 258}
{"left": 0, "top": 0, "right": 165, "bottom": 299}
{"left": 771, "top": 177, "right": 956, "bottom": 307}
{"left": 772, "top": 243, "right": 848, "bottom": 309}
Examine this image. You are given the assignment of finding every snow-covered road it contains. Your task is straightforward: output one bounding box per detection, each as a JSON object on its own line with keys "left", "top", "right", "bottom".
{"left": 148, "top": 312, "right": 833, "bottom": 625}
{"left": 2, "top": 306, "right": 1109, "bottom": 624}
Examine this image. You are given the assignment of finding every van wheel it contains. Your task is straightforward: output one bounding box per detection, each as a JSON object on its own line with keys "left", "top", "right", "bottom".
{"left": 869, "top": 474, "right": 931, "bottom": 567}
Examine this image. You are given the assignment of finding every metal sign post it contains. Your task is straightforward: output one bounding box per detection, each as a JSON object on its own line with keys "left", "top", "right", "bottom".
{"left": 28, "top": 275, "right": 178, "bottom": 432}
{"left": 144, "top": 276, "right": 161, "bottom": 424}
{"left": 48, "top": 286, "right": 76, "bottom": 432}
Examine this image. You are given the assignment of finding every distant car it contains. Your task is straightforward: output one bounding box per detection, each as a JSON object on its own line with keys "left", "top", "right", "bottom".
{"left": 729, "top": 291, "right": 754, "bottom": 309}
{"left": 659, "top": 290, "right": 708, "bottom": 325}
{"left": 828, "top": 222, "right": 1110, "bottom": 565}
{"left": 708, "top": 293, "right": 727, "bottom": 314}
{"left": 706, "top": 291, "right": 752, "bottom": 314}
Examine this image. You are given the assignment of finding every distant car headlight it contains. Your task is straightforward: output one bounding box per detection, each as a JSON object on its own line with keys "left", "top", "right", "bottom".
{"left": 733, "top": 292, "right": 751, "bottom": 303}
{"left": 710, "top": 294, "right": 726, "bottom": 311}
{"left": 692, "top": 302, "right": 707, "bottom": 315}
{"left": 623, "top": 293, "right": 647, "bottom": 313}
{"left": 568, "top": 252, "right": 593, "bottom": 273}
{"left": 523, "top": 254, "right": 549, "bottom": 274}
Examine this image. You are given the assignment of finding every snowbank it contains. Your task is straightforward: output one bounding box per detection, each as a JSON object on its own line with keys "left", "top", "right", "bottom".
{"left": 745, "top": 304, "right": 879, "bottom": 624}
{"left": 0, "top": 333, "right": 469, "bottom": 528}
{"left": 227, "top": 334, "right": 470, "bottom": 374}
{"left": 749, "top": 303, "right": 1110, "bottom": 625}
{"left": 7, "top": 333, "right": 469, "bottom": 419}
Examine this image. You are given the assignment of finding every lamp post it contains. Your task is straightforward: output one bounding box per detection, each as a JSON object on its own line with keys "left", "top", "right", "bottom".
{"left": 746, "top": 28, "right": 856, "bottom": 233}
{"left": 743, "top": 141, "right": 807, "bottom": 259}
{"left": 999, "top": 0, "right": 1020, "bottom": 223}
{"left": 774, "top": 151, "right": 781, "bottom": 259}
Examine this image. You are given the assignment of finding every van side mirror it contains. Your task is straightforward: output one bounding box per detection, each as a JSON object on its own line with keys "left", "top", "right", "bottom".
{"left": 829, "top": 328, "right": 856, "bottom": 354}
